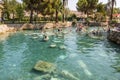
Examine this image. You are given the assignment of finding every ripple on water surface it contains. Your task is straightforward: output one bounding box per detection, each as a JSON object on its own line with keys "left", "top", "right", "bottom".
{"left": 0, "top": 29, "right": 120, "bottom": 80}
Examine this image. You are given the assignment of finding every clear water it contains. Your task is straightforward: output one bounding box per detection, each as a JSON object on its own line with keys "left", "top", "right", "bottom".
{"left": 0, "top": 28, "right": 120, "bottom": 80}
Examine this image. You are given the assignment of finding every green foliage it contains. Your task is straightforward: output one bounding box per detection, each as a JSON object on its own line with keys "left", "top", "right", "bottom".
{"left": 77, "top": 0, "right": 98, "bottom": 14}
{"left": 2, "top": 0, "right": 11, "bottom": 19}
{"left": 72, "top": 19, "right": 77, "bottom": 26}
{"left": 111, "top": 19, "right": 118, "bottom": 24}
{"left": 16, "top": 3, "right": 25, "bottom": 20}
{"left": 113, "top": 8, "right": 120, "bottom": 14}
{"left": 58, "top": 14, "right": 62, "bottom": 21}
{"left": 22, "top": 0, "right": 41, "bottom": 23}
{"left": 106, "top": 0, "right": 116, "bottom": 20}
{"left": 2, "top": 11, "right": 10, "bottom": 20}
{"left": 77, "top": 0, "right": 88, "bottom": 14}
{"left": 22, "top": 0, "right": 63, "bottom": 23}
{"left": 97, "top": 3, "right": 106, "bottom": 15}
{"left": 2, "top": 0, "right": 23, "bottom": 21}
{"left": 71, "top": 14, "right": 77, "bottom": 19}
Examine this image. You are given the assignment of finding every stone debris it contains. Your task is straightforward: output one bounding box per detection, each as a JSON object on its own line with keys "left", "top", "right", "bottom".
{"left": 59, "top": 45, "right": 66, "bottom": 49}
{"left": 50, "top": 44, "right": 56, "bottom": 48}
{"left": 34, "top": 74, "right": 51, "bottom": 80}
{"left": 34, "top": 60, "right": 56, "bottom": 73}
{"left": 61, "top": 70, "right": 79, "bottom": 80}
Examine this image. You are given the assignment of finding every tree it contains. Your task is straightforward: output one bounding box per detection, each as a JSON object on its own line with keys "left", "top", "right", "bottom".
{"left": 16, "top": 3, "right": 25, "bottom": 21}
{"left": 23, "top": 0, "right": 63, "bottom": 23}
{"left": 62, "top": 0, "right": 65, "bottom": 22}
{"left": 77, "top": 0, "right": 88, "bottom": 14}
{"left": 38, "top": 0, "right": 62, "bottom": 23}
{"left": 2, "top": 0, "right": 10, "bottom": 20}
{"left": 22, "top": 0, "right": 40, "bottom": 23}
{"left": 54, "top": 0, "right": 62, "bottom": 23}
{"left": 2, "top": 0, "right": 18, "bottom": 22}
{"left": 113, "top": 8, "right": 120, "bottom": 14}
{"left": 96, "top": 3, "right": 108, "bottom": 22}
{"left": 77, "top": 0, "right": 98, "bottom": 15}
{"left": 8, "top": 0, "right": 18, "bottom": 23}
{"left": 39, "top": 0, "right": 55, "bottom": 16}
{"left": 97, "top": 3, "right": 106, "bottom": 16}
{"left": 107, "top": 0, "right": 116, "bottom": 20}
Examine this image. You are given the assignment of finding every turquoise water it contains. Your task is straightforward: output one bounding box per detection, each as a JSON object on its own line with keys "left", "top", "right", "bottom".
{"left": 0, "top": 28, "right": 120, "bottom": 80}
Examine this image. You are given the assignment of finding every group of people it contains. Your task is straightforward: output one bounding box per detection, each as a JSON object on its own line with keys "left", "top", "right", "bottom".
{"left": 42, "top": 28, "right": 64, "bottom": 41}
{"left": 42, "top": 22, "right": 113, "bottom": 41}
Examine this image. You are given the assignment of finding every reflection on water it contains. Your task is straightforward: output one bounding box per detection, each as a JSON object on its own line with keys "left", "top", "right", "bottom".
{"left": 0, "top": 28, "right": 120, "bottom": 80}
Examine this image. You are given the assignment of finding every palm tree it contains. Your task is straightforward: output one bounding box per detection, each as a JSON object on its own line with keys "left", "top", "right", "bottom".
{"left": 108, "top": 0, "right": 116, "bottom": 21}
{"left": 62, "top": 0, "right": 65, "bottom": 23}
{"left": 54, "top": 0, "right": 62, "bottom": 23}
{"left": 23, "top": 0, "right": 40, "bottom": 23}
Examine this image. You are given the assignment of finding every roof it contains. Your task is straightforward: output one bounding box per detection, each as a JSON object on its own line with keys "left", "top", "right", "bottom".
{"left": 70, "top": 11, "right": 87, "bottom": 18}
{"left": 113, "top": 14, "right": 120, "bottom": 17}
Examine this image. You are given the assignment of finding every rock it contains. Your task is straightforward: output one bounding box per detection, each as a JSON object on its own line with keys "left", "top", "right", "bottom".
{"left": 59, "top": 45, "right": 66, "bottom": 49}
{"left": 20, "top": 23, "right": 35, "bottom": 30}
{"left": 34, "top": 74, "right": 51, "bottom": 80}
{"left": 58, "top": 55, "right": 67, "bottom": 60}
{"left": 50, "top": 77, "right": 60, "bottom": 80}
{"left": 108, "top": 30, "right": 120, "bottom": 44}
{"left": 34, "top": 60, "right": 56, "bottom": 73}
{"left": 50, "top": 44, "right": 56, "bottom": 48}
{"left": 44, "top": 23, "right": 54, "bottom": 29}
{"left": 31, "top": 37, "right": 38, "bottom": 40}
{"left": 53, "top": 40, "right": 61, "bottom": 43}
{"left": 0, "top": 25, "right": 15, "bottom": 34}
{"left": 61, "top": 70, "right": 79, "bottom": 80}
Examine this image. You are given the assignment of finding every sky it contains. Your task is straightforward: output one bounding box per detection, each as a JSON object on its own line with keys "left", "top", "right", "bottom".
{"left": 68, "top": 0, "right": 120, "bottom": 11}
{"left": 16, "top": 0, "right": 120, "bottom": 11}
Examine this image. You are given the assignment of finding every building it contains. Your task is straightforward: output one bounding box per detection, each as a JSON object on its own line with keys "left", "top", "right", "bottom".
{"left": 70, "top": 11, "right": 87, "bottom": 18}
{"left": 113, "top": 14, "right": 120, "bottom": 18}
{"left": 113, "top": 14, "right": 120, "bottom": 22}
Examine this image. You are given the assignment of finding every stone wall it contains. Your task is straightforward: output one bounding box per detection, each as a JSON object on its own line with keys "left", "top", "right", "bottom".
{"left": 0, "top": 24, "right": 15, "bottom": 34}
{"left": 5, "top": 22, "right": 72, "bottom": 29}
{"left": 108, "top": 30, "right": 120, "bottom": 44}
{"left": 0, "top": 22, "right": 72, "bottom": 34}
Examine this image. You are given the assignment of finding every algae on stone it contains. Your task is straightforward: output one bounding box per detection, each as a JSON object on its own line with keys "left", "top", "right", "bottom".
{"left": 34, "top": 60, "right": 56, "bottom": 73}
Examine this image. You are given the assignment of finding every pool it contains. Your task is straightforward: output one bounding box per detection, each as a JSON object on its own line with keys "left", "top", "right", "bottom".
{"left": 0, "top": 27, "right": 120, "bottom": 80}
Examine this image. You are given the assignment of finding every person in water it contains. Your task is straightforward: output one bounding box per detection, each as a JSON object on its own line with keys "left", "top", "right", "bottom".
{"left": 107, "top": 26, "right": 110, "bottom": 33}
{"left": 57, "top": 28, "right": 62, "bottom": 32}
{"left": 91, "top": 30, "right": 96, "bottom": 35}
{"left": 43, "top": 34, "right": 49, "bottom": 41}
{"left": 76, "top": 23, "right": 83, "bottom": 32}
